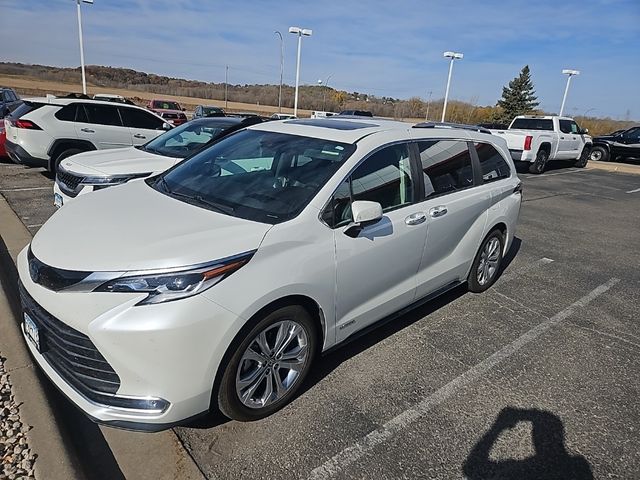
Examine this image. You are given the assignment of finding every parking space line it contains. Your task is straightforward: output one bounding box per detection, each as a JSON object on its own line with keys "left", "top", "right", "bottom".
{"left": 26, "top": 223, "right": 43, "bottom": 228}
{"left": 498, "top": 257, "right": 553, "bottom": 284}
{"left": 626, "top": 187, "right": 640, "bottom": 194}
{"left": 0, "top": 186, "right": 50, "bottom": 192}
{"left": 306, "top": 278, "right": 620, "bottom": 480}
{"left": 523, "top": 169, "right": 589, "bottom": 178}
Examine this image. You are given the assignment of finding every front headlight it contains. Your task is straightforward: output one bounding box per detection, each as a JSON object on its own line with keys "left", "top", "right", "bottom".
{"left": 93, "top": 252, "right": 254, "bottom": 305}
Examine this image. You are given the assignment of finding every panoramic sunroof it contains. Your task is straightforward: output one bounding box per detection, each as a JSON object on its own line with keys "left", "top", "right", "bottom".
{"left": 284, "top": 119, "right": 379, "bottom": 130}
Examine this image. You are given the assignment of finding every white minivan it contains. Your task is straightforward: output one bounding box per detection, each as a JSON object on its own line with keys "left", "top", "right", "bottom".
{"left": 18, "top": 118, "right": 521, "bottom": 430}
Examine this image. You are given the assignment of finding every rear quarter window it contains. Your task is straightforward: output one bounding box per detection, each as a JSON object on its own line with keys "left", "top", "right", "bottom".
{"left": 510, "top": 119, "right": 554, "bottom": 131}
{"left": 474, "top": 143, "right": 511, "bottom": 182}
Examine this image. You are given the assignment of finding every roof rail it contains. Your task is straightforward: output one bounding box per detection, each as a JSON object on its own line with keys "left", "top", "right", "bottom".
{"left": 413, "top": 121, "right": 491, "bottom": 134}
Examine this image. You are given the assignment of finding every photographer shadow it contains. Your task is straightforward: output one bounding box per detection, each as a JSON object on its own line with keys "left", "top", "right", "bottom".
{"left": 463, "top": 407, "right": 593, "bottom": 480}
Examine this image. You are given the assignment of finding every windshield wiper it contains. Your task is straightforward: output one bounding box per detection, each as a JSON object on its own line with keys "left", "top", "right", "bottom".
{"left": 192, "top": 195, "right": 235, "bottom": 215}
{"left": 156, "top": 177, "right": 172, "bottom": 193}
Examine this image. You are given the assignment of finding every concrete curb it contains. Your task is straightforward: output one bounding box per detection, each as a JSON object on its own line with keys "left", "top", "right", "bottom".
{"left": 0, "top": 195, "right": 205, "bottom": 480}
{"left": 587, "top": 160, "right": 640, "bottom": 175}
{"left": 0, "top": 194, "right": 83, "bottom": 480}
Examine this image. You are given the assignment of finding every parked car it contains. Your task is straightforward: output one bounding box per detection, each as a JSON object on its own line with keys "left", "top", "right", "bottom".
{"left": 18, "top": 118, "right": 521, "bottom": 430}
{"left": 491, "top": 115, "right": 592, "bottom": 174}
{"left": 54, "top": 116, "right": 263, "bottom": 207}
{"left": 310, "top": 111, "right": 336, "bottom": 119}
{"left": 0, "top": 122, "right": 7, "bottom": 157}
{"left": 270, "top": 113, "right": 296, "bottom": 120}
{"left": 4, "top": 97, "right": 169, "bottom": 173}
{"left": 93, "top": 94, "right": 135, "bottom": 105}
{"left": 193, "top": 105, "right": 225, "bottom": 119}
{"left": 148, "top": 99, "right": 188, "bottom": 126}
{"left": 589, "top": 126, "right": 640, "bottom": 162}
{"left": 338, "top": 110, "right": 373, "bottom": 117}
{"left": 1, "top": 88, "right": 22, "bottom": 118}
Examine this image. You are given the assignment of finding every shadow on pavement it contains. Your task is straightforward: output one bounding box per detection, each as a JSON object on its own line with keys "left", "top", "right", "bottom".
{"left": 463, "top": 407, "right": 593, "bottom": 480}
{"left": 186, "top": 237, "right": 521, "bottom": 430}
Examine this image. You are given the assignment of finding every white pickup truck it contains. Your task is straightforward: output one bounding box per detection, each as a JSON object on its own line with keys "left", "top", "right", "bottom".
{"left": 491, "top": 115, "right": 592, "bottom": 174}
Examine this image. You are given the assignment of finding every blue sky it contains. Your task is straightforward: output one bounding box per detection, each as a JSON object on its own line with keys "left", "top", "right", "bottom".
{"left": 1, "top": 0, "right": 639, "bottom": 119}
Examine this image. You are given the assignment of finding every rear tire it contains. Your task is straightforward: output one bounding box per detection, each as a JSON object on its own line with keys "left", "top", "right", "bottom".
{"left": 588, "top": 146, "right": 609, "bottom": 162}
{"left": 51, "top": 148, "right": 83, "bottom": 174}
{"left": 574, "top": 146, "right": 590, "bottom": 168}
{"left": 468, "top": 230, "right": 504, "bottom": 293}
{"left": 217, "top": 305, "right": 318, "bottom": 421}
{"left": 528, "top": 149, "right": 549, "bottom": 174}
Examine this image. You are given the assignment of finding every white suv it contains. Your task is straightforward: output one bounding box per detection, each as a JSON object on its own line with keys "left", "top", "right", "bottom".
{"left": 18, "top": 118, "right": 521, "bottom": 430}
{"left": 4, "top": 95, "right": 169, "bottom": 173}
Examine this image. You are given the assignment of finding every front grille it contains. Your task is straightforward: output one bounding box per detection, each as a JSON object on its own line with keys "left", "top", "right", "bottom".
{"left": 19, "top": 282, "right": 121, "bottom": 399}
{"left": 56, "top": 170, "right": 84, "bottom": 197}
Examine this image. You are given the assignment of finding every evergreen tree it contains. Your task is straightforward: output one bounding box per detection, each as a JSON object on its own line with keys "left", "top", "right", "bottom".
{"left": 497, "top": 65, "right": 539, "bottom": 123}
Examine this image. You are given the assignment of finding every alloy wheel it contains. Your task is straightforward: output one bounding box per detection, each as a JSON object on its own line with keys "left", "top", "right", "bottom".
{"left": 235, "top": 320, "right": 309, "bottom": 409}
{"left": 477, "top": 237, "right": 501, "bottom": 286}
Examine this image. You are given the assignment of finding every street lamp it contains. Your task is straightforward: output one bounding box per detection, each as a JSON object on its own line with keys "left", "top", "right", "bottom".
{"left": 289, "top": 26, "right": 312, "bottom": 117}
{"left": 75, "top": 0, "right": 93, "bottom": 95}
{"left": 274, "top": 31, "right": 284, "bottom": 113}
{"left": 559, "top": 69, "right": 580, "bottom": 117}
{"left": 441, "top": 51, "right": 463, "bottom": 122}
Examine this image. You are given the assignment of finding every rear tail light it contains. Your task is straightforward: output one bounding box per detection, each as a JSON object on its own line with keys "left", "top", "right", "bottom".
{"left": 12, "top": 119, "right": 42, "bottom": 130}
{"left": 524, "top": 135, "right": 533, "bottom": 151}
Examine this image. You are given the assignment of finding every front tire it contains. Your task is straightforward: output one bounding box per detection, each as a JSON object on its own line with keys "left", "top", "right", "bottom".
{"left": 528, "top": 149, "right": 549, "bottom": 174}
{"left": 574, "top": 146, "right": 590, "bottom": 168}
{"left": 588, "top": 146, "right": 609, "bottom": 162}
{"left": 217, "top": 305, "right": 318, "bottom": 421}
{"left": 468, "top": 230, "right": 504, "bottom": 293}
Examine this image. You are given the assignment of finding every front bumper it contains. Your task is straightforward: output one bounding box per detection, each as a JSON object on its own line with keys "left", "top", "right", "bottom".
{"left": 5, "top": 140, "right": 49, "bottom": 168}
{"left": 17, "top": 247, "right": 243, "bottom": 430}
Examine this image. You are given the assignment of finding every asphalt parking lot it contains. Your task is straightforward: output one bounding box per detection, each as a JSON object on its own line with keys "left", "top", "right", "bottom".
{"left": 1, "top": 157, "right": 639, "bottom": 479}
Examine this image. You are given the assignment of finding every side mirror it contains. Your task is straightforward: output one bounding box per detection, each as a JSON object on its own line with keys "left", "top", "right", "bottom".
{"left": 581, "top": 128, "right": 589, "bottom": 134}
{"left": 344, "top": 200, "right": 383, "bottom": 237}
{"left": 161, "top": 122, "right": 172, "bottom": 131}
{"left": 182, "top": 108, "right": 186, "bottom": 111}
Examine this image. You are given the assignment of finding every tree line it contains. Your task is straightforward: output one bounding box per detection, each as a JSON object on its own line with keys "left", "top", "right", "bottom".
{"left": 0, "top": 62, "right": 633, "bottom": 136}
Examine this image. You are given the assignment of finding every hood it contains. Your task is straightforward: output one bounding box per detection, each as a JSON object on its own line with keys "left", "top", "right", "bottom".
{"left": 593, "top": 135, "right": 619, "bottom": 143}
{"left": 32, "top": 180, "right": 272, "bottom": 271}
{"left": 60, "top": 147, "right": 177, "bottom": 176}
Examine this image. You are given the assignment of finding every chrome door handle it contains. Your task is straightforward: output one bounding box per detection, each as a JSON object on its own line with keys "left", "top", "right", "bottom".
{"left": 405, "top": 212, "right": 427, "bottom": 226}
{"left": 133, "top": 134, "right": 146, "bottom": 139}
{"left": 80, "top": 128, "right": 95, "bottom": 133}
{"left": 429, "top": 206, "right": 448, "bottom": 218}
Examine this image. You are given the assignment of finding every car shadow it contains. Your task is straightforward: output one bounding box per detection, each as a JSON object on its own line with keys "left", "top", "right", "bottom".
{"left": 515, "top": 159, "right": 577, "bottom": 174}
{"left": 463, "top": 407, "right": 593, "bottom": 480}
{"left": 184, "top": 237, "right": 522, "bottom": 430}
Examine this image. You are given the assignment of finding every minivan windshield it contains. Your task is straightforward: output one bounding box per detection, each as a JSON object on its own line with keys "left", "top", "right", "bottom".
{"left": 151, "top": 129, "right": 356, "bottom": 224}
{"left": 142, "top": 119, "right": 239, "bottom": 158}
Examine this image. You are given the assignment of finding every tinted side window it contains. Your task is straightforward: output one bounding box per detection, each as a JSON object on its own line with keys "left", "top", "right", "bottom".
{"left": 321, "top": 143, "right": 413, "bottom": 227}
{"left": 570, "top": 121, "right": 581, "bottom": 134}
{"left": 475, "top": 142, "right": 510, "bottom": 182}
{"left": 83, "top": 104, "right": 122, "bottom": 126}
{"left": 624, "top": 127, "right": 640, "bottom": 141}
{"left": 55, "top": 104, "right": 77, "bottom": 122}
{"left": 418, "top": 140, "right": 474, "bottom": 197}
{"left": 351, "top": 143, "right": 413, "bottom": 210}
{"left": 559, "top": 120, "right": 572, "bottom": 134}
{"left": 10, "top": 91, "right": 18, "bottom": 101}
{"left": 120, "top": 107, "right": 164, "bottom": 129}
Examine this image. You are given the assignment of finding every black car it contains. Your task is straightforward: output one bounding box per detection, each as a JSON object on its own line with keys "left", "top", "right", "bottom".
{"left": 338, "top": 110, "right": 374, "bottom": 117}
{"left": 1, "top": 88, "right": 22, "bottom": 118}
{"left": 193, "top": 105, "right": 226, "bottom": 119}
{"left": 589, "top": 126, "right": 640, "bottom": 162}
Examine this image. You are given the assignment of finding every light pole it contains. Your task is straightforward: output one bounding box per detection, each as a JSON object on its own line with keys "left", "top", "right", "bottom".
{"left": 274, "top": 31, "right": 284, "bottom": 113}
{"left": 441, "top": 51, "right": 463, "bottom": 122}
{"left": 289, "top": 26, "right": 312, "bottom": 117}
{"left": 75, "top": 0, "right": 93, "bottom": 95}
{"left": 559, "top": 69, "right": 580, "bottom": 117}
{"left": 318, "top": 74, "right": 333, "bottom": 111}
{"left": 425, "top": 90, "right": 432, "bottom": 121}
{"left": 224, "top": 65, "right": 229, "bottom": 109}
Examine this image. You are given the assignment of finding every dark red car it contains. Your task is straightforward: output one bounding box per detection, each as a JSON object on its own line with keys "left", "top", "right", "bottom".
{"left": 147, "top": 99, "right": 188, "bottom": 126}
{"left": 0, "top": 122, "right": 7, "bottom": 158}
